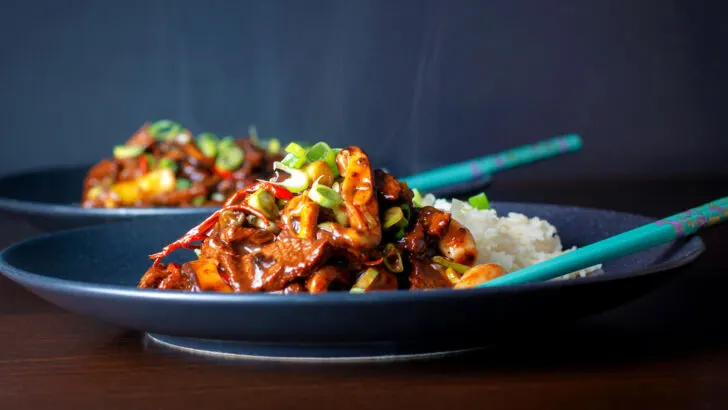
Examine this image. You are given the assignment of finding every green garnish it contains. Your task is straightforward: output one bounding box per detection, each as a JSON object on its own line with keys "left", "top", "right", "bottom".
{"left": 247, "top": 189, "right": 279, "bottom": 219}
{"left": 215, "top": 137, "right": 245, "bottom": 171}
{"left": 144, "top": 153, "right": 156, "bottom": 168}
{"left": 305, "top": 142, "right": 338, "bottom": 177}
{"left": 157, "top": 158, "right": 178, "bottom": 172}
{"left": 113, "top": 145, "right": 145, "bottom": 159}
{"left": 267, "top": 138, "right": 281, "bottom": 154}
{"left": 432, "top": 256, "right": 470, "bottom": 274}
{"left": 148, "top": 119, "right": 182, "bottom": 142}
{"left": 468, "top": 192, "right": 490, "bottom": 210}
{"left": 285, "top": 142, "right": 307, "bottom": 160}
{"left": 412, "top": 189, "right": 424, "bottom": 208}
{"left": 281, "top": 152, "right": 305, "bottom": 169}
{"left": 273, "top": 161, "right": 311, "bottom": 193}
{"left": 382, "top": 244, "right": 403, "bottom": 273}
{"left": 176, "top": 178, "right": 191, "bottom": 190}
{"left": 191, "top": 196, "right": 206, "bottom": 206}
{"left": 308, "top": 177, "right": 343, "bottom": 209}
{"left": 248, "top": 125, "right": 259, "bottom": 144}
{"left": 383, "top": 206, "right": 405, "bottom": 229}
{"left": 196, "top": 132, "right": 218, "bottom": 158}
{"left": 350, "top": 268, "right": 379, "bottom": 293}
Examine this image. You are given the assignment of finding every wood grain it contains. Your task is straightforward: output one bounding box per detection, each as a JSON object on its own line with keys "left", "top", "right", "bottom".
{"left": 1, "top": 179, "right": 727, "bottom": 410}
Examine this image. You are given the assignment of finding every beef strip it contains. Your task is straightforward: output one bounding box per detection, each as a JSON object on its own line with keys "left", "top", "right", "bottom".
{"left": 408, "top": 255, "right": 452, "bottom": 290}
{"left": 231, "top": 234, "right": 332, "bottom": 292}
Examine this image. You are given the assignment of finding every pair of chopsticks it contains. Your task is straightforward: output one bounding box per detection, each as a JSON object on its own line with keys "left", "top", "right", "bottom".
{"left": 400, "top": 134, "right": 726, "bottom": 287}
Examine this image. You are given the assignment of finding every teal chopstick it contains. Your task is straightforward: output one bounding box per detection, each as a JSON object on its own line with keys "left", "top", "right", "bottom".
{"left": 400, "top": 134, "right": 583, "bottom": 192}
{"left": 478, "top": 197, "right": 728, "bottom": 288}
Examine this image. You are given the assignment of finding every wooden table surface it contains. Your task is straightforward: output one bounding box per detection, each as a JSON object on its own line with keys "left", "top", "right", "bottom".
{"left": 0, "top": 178, "right": 726, "bottom": 410}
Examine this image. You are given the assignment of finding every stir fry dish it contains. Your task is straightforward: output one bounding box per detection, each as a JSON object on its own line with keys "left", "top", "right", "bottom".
{"left": 82, "top": 120, "right": 283, "bottom": 208}
{"left": 139, "top": 142, "right": 507, "bottom": 293}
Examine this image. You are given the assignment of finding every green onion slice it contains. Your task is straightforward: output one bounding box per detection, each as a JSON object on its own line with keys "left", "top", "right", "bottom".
{"left": 468, "top": 192, "right": 490, "bottom": 210}
{"left": 148, "top": 119, "right": 182, "bottom": 141}
{"left": 350, "top": 268, "right": 379, "bottom": 293}
{"left": 113, "top": 145, "right": 145, "bottom": 159}
{"left": 285, "top": 142, "right": 307, "bottom": 160}
{"left": 333, "top": 205, "right": 349, "bottom": 226}
{"left": 308, "top": 177, "right": 343, "bottom": 208}
{"left": 158, "top": 158, "right": 178, "bottom": 172}
{"left": 383, "top": 206, "right": 405, "bottom": 229}
{"left": 305, "top": 142, "right": 338, "bottom": 176}
{"left": 281, "top": 153, "right": 306, "bottom": 169}
{"left": 382, "top": 244, "right": 404, "bottom": 273}
{"left": 248, "top": 125, "right": 259, "bottom": 144}
{"left": 196, "top": 132, "right": 218, "bottom": 158}
{"left": 215, "top": 137, "right": 245, "bottom": 171}
{"left": 176, "top": 178, "right": 191, "bottom": 190}
{"left": 247, "top": 189, "right": 279, "bottom": 219}
{"left": 412, "top": 189, "right": 424, "bottom": 208}
{"left": 273, "top": 161, "right": 311, "bottom": 193}
{"left": 191, "top": 196, "right": 207, "bottom": 206}
{"left": 443, "top": 267, "right": 461, "bottom": 285}
{"left": 267, "top": 138, "right": 281, "bottom": 154}
{"left": 432, "top": 256, "right": 470, "bottom": 274}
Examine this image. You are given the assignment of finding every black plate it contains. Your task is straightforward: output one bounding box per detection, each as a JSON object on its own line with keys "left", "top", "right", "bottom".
{"left": 0, "top": 166, "right": 491, "bottom": 232}
{"left": 0, "top": 202, "right": 704, "bottom": 362}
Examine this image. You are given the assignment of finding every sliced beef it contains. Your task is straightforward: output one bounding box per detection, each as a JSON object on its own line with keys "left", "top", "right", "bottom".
{"left": 408, "top": 255, "right": 452, "bottom": 290}
{"left": 231, "top": 235, "right": 332, "bottom": 292}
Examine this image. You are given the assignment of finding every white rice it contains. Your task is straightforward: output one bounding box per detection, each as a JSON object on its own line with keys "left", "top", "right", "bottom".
{"left": 420, "top": 194, "right": 602, "bottom": 280}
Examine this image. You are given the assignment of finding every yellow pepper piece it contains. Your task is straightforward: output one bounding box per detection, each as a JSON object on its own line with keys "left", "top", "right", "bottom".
{"left": 110, "top": 168, "right": 176, "bottom": 205}
{"left": 188, "top": 259, "right": 232, "bottom": 292}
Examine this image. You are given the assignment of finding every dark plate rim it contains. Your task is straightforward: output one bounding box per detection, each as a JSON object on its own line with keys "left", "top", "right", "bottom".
{"left": 0, "top": 165, "right": 490, "bottom": 218}
{"left": 0, "top": 202, "right": 706, "bottom": 305}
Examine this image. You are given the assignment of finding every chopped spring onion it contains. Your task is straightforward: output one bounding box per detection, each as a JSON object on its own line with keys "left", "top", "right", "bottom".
{"left": 444, "top": 267, "right": 461, "bottom": 285}
{"left": 113, "top": 145, "right": 145, "bottom": 159}
{"left": 350, "top": 268, "right": 379, "bottom": 293}
{"left": 393, "top": 226, "right": 406, "bottom": 240}
{"left": 401, "top": 203, "right": 411, "bottom": 221}
{"left": 331, "top": 181, "right": 341, "bottom": 193}
{"left": 281, "top": 152, "right": 306, "bottom": 169}
{"left": 273, "top": 161, "right": 311, "bottom": 193}
{"left": 305, "top": 142, "right": 338, "bottom": 176}
{"left": 382, "top": 244, "right": 403, "bottom": 273}
{"left": 158, "top": 158, "right": 178, "bottom": 172}
{"left": 144, "top": 153, "right": 156, "bottom": 169}
{"left": 148, "top": 119, "right": 182, "bottom": 141}
{"left": 192, "top": 196, "right": 207, "bottom": 206}
{"left": 248, "top": 125, "right": 259, "bottom": 143}
{"left": 267, "top": 138, "right": 281, "bottom": 154}
{"left": 308, "top": 177, "right": 342, "bottom": 208}
{"left": 412, "top": 189, "right": 424, "bottom": 208}
{"left": 247, "top": 189, "right": 279, "bottom": 219}
{"left": 215, "top": 137, "right": 245, "bottom": 171}
{"left": 432, "top": 256, "right": 470, "bottom": 274}
{"left": 196, "top": 132, "right": 218, "bottom": 158}
{"left": 285, "top": 142, "right": 307, "bottom": 160}
{"left": 176, "top": 178, "right": 191, "bottom": 190}
{"left": 383, "top": 206, "right": 405, "bottom": 229}
{"left": 194, "top": 249, "right": 201, "bottom": 257}
{"left": 468, "top": 192, "right": 490, "bottom": 210}
{"left": 333, "top": 205, "right": 349, "bottom": 226}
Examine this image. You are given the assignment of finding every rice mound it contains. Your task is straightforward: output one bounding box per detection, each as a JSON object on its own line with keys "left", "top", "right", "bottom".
{"left": 420, "top": 195, "right": 602, "bottom": 280}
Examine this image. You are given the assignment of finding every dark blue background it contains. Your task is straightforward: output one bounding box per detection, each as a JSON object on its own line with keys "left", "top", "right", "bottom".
{"left": 1, "top": 0, "right": 726, "bottom": 181}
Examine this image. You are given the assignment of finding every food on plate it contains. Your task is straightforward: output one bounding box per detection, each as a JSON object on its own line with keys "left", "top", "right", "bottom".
{"left": 139, "top": 142, "right": 600, "bottom": 294}
{"left": 81, "top": 121, "right": 283, "bottom": 208}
